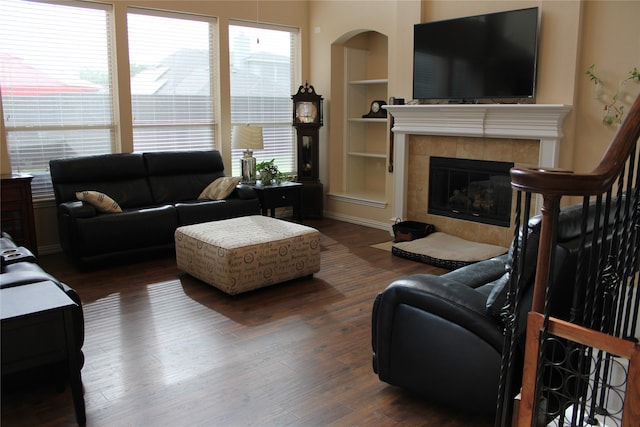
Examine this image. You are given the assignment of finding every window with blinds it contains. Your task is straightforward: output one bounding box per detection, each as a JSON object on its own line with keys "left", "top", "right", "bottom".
{"left": 127, "top": 9, "right": 217, "bottom": 153}
{"left": 229, "top": 23, "right": 299, "bottom": 176}
{"left": 0, "top": 0, "right": 115, "bottom": 199}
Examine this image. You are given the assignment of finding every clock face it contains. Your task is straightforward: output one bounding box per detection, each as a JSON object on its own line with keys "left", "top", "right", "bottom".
{"left": 371, "top": 102, "right": 380, "bottom": 113}
{"left": 296, "top": 102, "right": 318, "bottom": 123}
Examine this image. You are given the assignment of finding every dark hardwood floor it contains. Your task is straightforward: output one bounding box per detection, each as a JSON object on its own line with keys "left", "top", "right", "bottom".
{"left": 1, "top": 218, "right": 495, "bottom": 426}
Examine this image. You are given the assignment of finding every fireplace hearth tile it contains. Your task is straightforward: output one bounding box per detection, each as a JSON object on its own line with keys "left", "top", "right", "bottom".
{"left": 457, "top": 139, "right": 484, "bottom": 160}
{"left": 484, "top": 139, "right": 515, "bottom": 162}
{"left": 513, "top": 140, "right": 540, "bottom": 164}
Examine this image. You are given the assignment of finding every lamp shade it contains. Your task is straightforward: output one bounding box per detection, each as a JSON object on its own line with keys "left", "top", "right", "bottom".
{"left": 232, "top": 124, "right": 264, "bottom": 151}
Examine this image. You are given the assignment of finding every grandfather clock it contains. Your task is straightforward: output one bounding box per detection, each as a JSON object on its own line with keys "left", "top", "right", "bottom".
{"left": 292, "top": 82, "right": 323, "bottom": 218}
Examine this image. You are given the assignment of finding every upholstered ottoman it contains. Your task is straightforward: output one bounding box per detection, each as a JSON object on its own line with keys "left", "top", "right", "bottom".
{"left": 175, "top": 216, "right": 321, "bottom": 295}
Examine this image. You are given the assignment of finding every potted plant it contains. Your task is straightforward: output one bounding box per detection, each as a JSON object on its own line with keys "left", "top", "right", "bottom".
{"left": 586, "top": 64, "right": 640, "bottom": 125}
{"left": 256, "top": 159, "right": 283, "bottom": 185}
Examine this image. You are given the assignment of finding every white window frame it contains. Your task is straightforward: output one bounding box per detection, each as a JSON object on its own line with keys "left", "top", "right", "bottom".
{"left": 0, "top": 0, "right": 116, "bottom": 200}
{"left": 228, "top": 21, "right": 301, "bottom": 176}
{"left": 127, "top": 8, "right": 219, "bottom": 153}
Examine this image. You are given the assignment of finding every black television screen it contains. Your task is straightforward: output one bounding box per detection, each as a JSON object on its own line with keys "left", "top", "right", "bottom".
{"left": 413, "top": 7, "right": 539, "bottom": 102}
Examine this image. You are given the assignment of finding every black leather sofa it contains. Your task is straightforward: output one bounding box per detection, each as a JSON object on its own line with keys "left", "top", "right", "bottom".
{"left": 50, "top": 150, "right": 260, "bottom": 264}
{"left": 371, "top": 202, "right": 603, "bottom": 414}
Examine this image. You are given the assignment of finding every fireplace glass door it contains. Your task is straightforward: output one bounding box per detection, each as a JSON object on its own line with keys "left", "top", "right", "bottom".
{"left": 429, "top": 157, "right": 514, "bottom": 227}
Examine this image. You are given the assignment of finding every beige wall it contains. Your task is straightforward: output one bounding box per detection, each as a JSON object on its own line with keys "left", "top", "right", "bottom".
{"left": 574, "top": 0, "right": 640, "bottom": 173}
{"left": 2, "top": 0, "right": 639, "bottom": 252}
{"left": 309, "top": 0, "right": 638, "bottom": 231}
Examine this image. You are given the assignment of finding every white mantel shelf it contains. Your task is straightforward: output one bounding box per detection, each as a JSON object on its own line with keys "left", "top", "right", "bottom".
{"left": 384, "top": 103, "right": 572, "bottom": 221}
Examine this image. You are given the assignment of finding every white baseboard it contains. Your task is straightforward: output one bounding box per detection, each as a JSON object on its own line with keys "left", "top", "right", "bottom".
{"left": 323, "top": 211, "right": 393, "bottom": 236}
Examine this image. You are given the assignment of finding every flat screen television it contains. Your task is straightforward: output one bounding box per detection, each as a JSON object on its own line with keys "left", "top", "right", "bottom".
{"left": 413, "top": 7, "right": 539, "bottom": 103}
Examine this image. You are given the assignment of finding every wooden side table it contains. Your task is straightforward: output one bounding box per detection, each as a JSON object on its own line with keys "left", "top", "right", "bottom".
{"left": 1, "top": 174, "right": 38, "bottom": 256}
{"left": 245, "top": 181, "right": 303, "bottom": 222}
{"left": 1, "top": 280, "right": 86, "bottom": 425}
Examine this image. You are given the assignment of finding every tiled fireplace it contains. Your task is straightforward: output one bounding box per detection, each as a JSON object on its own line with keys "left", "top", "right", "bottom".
{"left": 385, "top": 104, "right": 571, "bottom": 247}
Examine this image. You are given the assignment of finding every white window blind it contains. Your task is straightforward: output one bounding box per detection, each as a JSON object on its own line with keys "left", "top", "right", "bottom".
{"left": 229, "top": 22, "right": 299, "bottom": 176}
{"left": 127, "top": 9, "right": 217, "bottom": 153}
{"left": 0, "top": 0, "right": 115, "bottom": 200}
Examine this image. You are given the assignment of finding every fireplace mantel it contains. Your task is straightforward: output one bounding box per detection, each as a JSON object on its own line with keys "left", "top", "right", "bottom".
{"left": 384, "top": 103, "right": 572, "bottom": 221}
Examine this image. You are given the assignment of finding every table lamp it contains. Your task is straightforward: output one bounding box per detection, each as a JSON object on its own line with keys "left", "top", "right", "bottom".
{"left": 232, "top": 124, "right": 264, "bottom": 184}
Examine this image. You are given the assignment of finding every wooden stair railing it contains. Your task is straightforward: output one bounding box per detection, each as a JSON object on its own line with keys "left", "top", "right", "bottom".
{"left": 495, "top": 93, "right": 640, "bottom": 427}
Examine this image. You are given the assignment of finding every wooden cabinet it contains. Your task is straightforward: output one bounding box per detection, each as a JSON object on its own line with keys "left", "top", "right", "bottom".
{"left": 1, "top": 174, "right": 37, "bottom": 255}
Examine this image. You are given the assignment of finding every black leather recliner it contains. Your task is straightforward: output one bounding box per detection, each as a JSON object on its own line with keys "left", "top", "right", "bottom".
{"left": 1, "top": 232, "right": 84, "bottom": 368}
{"left": 371, "top": 203, "right": 602, "bottom": 414}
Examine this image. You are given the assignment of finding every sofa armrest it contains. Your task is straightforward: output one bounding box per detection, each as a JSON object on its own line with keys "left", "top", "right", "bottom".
{"left": 59, "top": 201, "right": 97, "bottom": 218}
{"left": 234, "top": 185, "right": 258, "bottom": 200}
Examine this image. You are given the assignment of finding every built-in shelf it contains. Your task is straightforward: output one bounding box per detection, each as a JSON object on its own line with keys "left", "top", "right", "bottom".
{"left": 348, "top": 118, "right": 387, "bottom": 123}
{"left": 343, "top": 42, "right": 388, "bottom": 205}
{"left": 348, "top": 151, "right": 386, "bottom": 158}
{"left": 348, "top": 78, "right": 389, "bottom": 85}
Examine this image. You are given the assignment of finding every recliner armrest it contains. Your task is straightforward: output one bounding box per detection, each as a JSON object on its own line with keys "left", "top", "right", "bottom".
{"left": 0, "top": 262, "right": 59, "bottom": 289}
{"left": 58, "top": 201, "right": 97, "bottom": 218}
{"left": 374, "top": 275, "right": 504, "bottom": 352}
{"left": 443, "top": 255, "right": 508, "bottom": 289}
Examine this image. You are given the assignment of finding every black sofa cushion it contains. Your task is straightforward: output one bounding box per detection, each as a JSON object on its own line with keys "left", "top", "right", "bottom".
{"left": 144, "top": 151, "right": 226, "bottom": 204}
{"left": 50, "top": 153, "right": 154, "bottom": 209}
{"left": 73, "top": 205, "right": 177, "bottom": 256}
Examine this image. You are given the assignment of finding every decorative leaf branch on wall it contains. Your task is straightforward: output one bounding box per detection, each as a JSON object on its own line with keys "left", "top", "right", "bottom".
{"left": 586, "top": 64, "right": 640, "bottom": 125}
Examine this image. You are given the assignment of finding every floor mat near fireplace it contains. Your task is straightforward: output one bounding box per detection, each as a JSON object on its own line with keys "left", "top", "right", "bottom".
{"left": 392, "top": 232, "right": 508, "bottom": 270}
